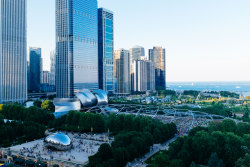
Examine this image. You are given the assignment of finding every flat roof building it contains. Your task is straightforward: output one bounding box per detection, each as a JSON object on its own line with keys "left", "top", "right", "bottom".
{"left": 114, "top": 49, "right": 130, "bottom": 94}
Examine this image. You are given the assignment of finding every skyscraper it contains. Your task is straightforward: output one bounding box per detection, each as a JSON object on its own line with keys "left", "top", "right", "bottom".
{"left": 133, "top": 60, "right": 155, "bottom": 92}
{"left": 0, "top": 0, "right": 27, "bottom": 103}
{"left": 146, "top": 61, "right": 156, "bottom": 91}
{"left": 98, "top": 8, "right": 114, "bottom": 94}
{"left": 114, "top": 49, "right": 130, "bottom": 94}
{"left": 133, "top": 60, "right": 147, "bottom": 92}
{"left": 56, "top": 0, "right": 98, "bottom": 98}
{"left": 29, "top": 47, "right": 42, "bottom": 92}
{"left": 130, "top": 45, "right": 145, "bottom": 63}
{"left": 130, "top": 46, "right": 145, "bottom": 91}
{"left": 41, "top": 70, "right": 54, "bottom": 92}
{"left": 149, "top": 47, "right": 166, "bottom": 90}
{"left": 49, "top": 50, "right": 55, "bottom": 91}
{"left": 41, "top": 71, "right": 50, "bottom": 85}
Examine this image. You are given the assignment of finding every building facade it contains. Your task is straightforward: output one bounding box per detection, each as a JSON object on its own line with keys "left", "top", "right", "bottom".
{"left": 114, "top": 49, "right": 130, "bottom": 94}
{"left": 149, "top": 47, "right": 166, "bottom": 90}
{"left": 133, "top": 60, "right": 147, "bottom": 92}
{"left": 29, "top": 47, "right": 42, "bottom": 92}
{"left": 129, "top": 46, "right": 145, "bottom": 91}
{"left": 0, "top": 0, "right": 27, "bottom": 103}
{"left": 49, "top": 50, "right": 56, "bottom": 87}
{"left": 130, "top": 45, "right": 145, "bottom": 63}
{"left": 41, "top": 71, "right": 54, "bottom": 92}
{"left": 98, "top": 8, "right": 114, "bottom": 94}
{"left": 56, "top": 0, "right": 98, "bottom": 98}
{"left": 133, "top": 60, "right": 155, "bottom": 92}
{"left": 146, "top": 61, "right": 156, "bottom": 91}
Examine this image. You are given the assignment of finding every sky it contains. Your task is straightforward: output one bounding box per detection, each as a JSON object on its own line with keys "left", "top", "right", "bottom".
{"left": 27, "top": 0, "right": 250, "bottom": 82}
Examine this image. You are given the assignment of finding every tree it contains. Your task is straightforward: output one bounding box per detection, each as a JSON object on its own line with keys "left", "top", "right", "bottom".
{"left": 97, "top": 143, "right": 113, "bottom": 161}
{"left": 221, "top": 119, "right": 237, "bottom": 133}
{"left": 242, "top": 110, "right": 249, "bottom": 119}
{"left": 169, "top": 159, "right": 185, "bottom": 167}
{"left": 0, "top": 113, "right": 4, "bottom": 119}
{"left": 192, "top": 131, "right": 216, "bottom": 164}
{"left": 208, "top": 152, "right": 220, "bottom": 167}
{"left": 223, "top": 132, "right": 244, "bottom": 166}
{"left": 41, "top": 100, "right": 55, "bottom": 112}
{"left": 0, "top": 104, "right": 3, "bottom": 111}
{"left": 235, "top": 154, "right": 250, "bottom": 167}
{"left": 236, "top": 123, "right": 250, "bottom": 136}
{"left": 189, "top": 162, "right": 198, "bottom": 167}
{"left": 217, "top": 160, "right": 225, "bottom": 167}
{"left": 34, "top": 100, "right": 42, "bottom": 108}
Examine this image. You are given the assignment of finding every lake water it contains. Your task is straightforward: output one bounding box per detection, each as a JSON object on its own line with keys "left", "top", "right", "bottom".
{"left": 167, "top": 81, "right": 250, "bottom": 96}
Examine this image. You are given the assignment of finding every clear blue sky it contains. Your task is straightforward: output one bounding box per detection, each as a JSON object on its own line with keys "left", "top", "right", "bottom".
{"left": 27, "top": 0, "right": 250, "bottom": 82}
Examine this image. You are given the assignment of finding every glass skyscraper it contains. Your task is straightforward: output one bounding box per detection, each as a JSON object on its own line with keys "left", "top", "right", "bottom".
{"left": 114, "top": 49, "right": 130, "bottom": 94}
{"left": 0, "top": 0, "right": 27, "bottom": 103}
{"left": 149, "top": 47, "right": 166, "bottom": 90}
{"left": 130, "top": 45, "right": 145, "bottom": 92}
{"left": 29, "top": 47, "right": 42, "bottom": 92}
{"left": 98, "top": 8, "right": 114, "bottom": 94}
{"left": 56, "top": 0, "right": 98, "bottom": 98}
{"left": 133, "top": 60, "right": 155, "bottom": 92}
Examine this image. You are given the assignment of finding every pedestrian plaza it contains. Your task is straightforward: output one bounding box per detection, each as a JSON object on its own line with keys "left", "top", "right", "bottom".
{"left": 9, "top": 132, "right": 112, "bottom": 165}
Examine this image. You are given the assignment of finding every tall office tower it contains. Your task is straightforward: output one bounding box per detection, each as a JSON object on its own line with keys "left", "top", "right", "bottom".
{"left": 114, "top": 49, "right": 130, "bottom": 94}
{"left": 56, "top": 0, "right": 98, "bottom": 98}
{"left": 149, "top": 47, "right": 166, "bottom": 90}
{"left": 27, "top": 61, "right": 30, "bottom": 92}
{"left": 49, "top": 51, "right": 56, "bottom": 87}
{"left": 130, "top": 45, "right": 145, "bottom": 62}
{"left": 133, "top": 60, "right": 147, "bottom": 92}
{"left": 146, "top": 61, "right": 156, "bottom": 91}
{"left": 129, "top": 46, "right": 145, "bottom": 91}
{"left": 133, "top": 60, "right": 155, "bottom": 92}
{"left": 41, "top": 71, "right": 49, "bottom": 85}
{"left": 98, "top": 8, "right": 114, "bottom": 94}
{"left": 41, "top": 71, "right": 53, "bottom": 92}
{"left": 0, "top": 0, "right": 27, "bottom": 103}
{"left": 29, "top": 47, "right": 42, "bottom": 92}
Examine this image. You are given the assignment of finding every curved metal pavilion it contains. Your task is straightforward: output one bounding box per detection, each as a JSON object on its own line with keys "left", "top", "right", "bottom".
{"left": 85, "top": 104, "right": 228, "bottom": 136}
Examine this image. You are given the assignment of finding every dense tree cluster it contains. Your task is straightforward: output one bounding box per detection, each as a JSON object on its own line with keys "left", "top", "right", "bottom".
{"left": 106, "top": 114, "right": 177, "bottom": 143}
{"left": 0, "top": 105, "right": 177, "bottom": 166}
{"left": 147, "top": 119, "right": 250, "bottom": 167}
{"left": 183, "top": 90, "right": 200, "bottom": 97}
{"left": 0, "top": 120, "right": 46, "bottom": 147}
{"left": 220, "top": 91, "right": 240, "bottom": 98}
{"left": 200, "top": 103, "right": 231, "bottom": 117}
{"left": 0, "top": 104, "right": 54, "bottom": 147}
{"left": 85, "top": 113, "right": 177, "bottom": 167}
{"left": 158, "top": 90, "right": 177, "bottom": 97}
{"left": 0, "top": 105, "right": 54, "bottom": 125}
{"left": 176, "top": 103, "right": 231, "bottom": 117}
{"left": 88, "top": 132, "right": 153, "bottom": 167}
{"left": 50, "top": 111, "right": 106, "bottom": 133}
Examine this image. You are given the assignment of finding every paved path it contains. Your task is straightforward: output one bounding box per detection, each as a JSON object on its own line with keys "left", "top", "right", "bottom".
{"left": 126, "top": 136, "right": 178, "bottom": 167}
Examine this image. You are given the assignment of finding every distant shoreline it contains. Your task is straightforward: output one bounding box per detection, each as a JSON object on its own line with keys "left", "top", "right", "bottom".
{"left": 166, "top": 81, "right": 250, "bottom": 96}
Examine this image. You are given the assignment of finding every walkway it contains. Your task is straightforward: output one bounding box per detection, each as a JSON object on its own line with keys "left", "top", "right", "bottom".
{"left": 126, "top": 136, "right": 178, "bottom": 167}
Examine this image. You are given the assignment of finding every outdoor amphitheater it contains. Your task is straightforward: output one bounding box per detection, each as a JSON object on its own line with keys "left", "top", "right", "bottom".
{"left": 85, "top": 104, "right": 228, "bottom": 136}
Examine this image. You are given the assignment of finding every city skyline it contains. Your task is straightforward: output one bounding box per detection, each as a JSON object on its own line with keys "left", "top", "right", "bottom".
{"left": 27, "top": 0, "right": 250, "bottom": 82}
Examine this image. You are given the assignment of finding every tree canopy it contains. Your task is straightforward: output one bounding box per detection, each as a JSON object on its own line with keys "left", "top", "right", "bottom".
{"left": 147, "top": 119, "right": 250, "bottom": 167}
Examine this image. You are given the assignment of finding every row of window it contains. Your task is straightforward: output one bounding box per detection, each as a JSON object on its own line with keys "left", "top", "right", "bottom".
{"left": 56, "top": 9, "right": 97, "bottom": 21}
{"left": 104, "top": 58, "right": 114, "bottom": 65}
{"left": 57, "top": 35, "right": 98, "bottom": 46}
